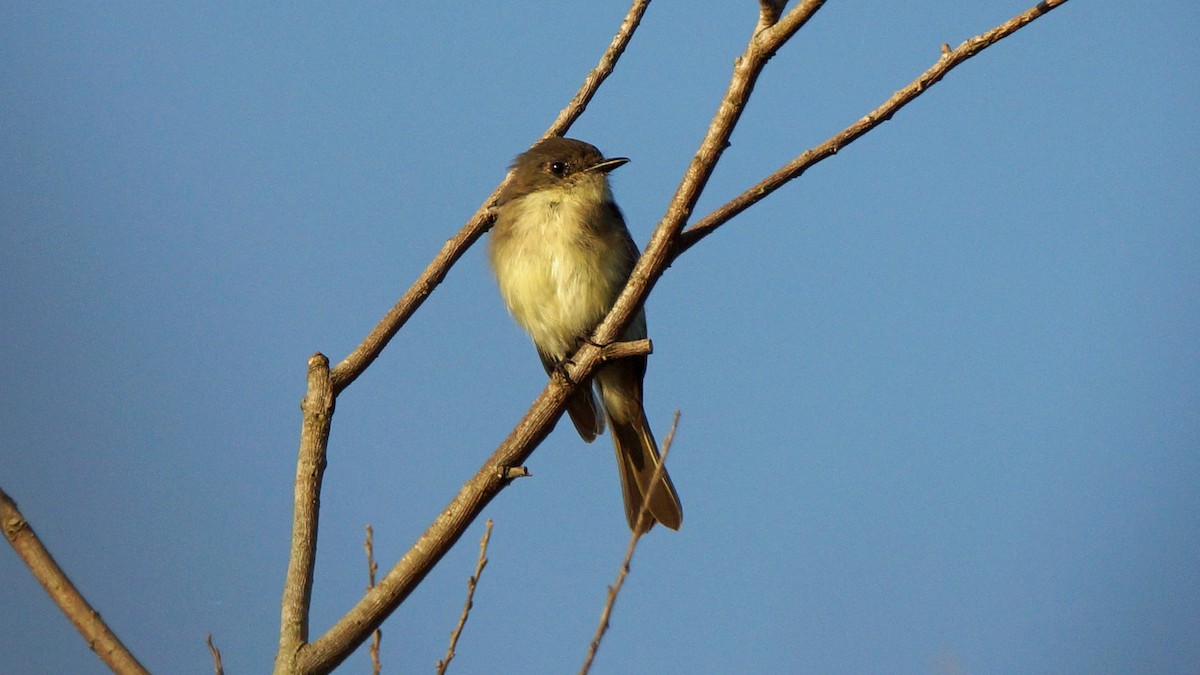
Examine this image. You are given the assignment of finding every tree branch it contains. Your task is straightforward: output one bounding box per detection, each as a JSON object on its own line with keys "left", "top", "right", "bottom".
{"left": 674, "top": 0, "right": 1071, "bottom": 256}
{"left": 1, "top": 486, "right": 149, "bottom": 675}
{"left": 275, "top": 353, "right": 334, "bottom": 672}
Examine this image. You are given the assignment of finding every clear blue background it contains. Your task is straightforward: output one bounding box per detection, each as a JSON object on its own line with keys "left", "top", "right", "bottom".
{"left": 3, "top": 3, "right": 1197, "bottom": 673}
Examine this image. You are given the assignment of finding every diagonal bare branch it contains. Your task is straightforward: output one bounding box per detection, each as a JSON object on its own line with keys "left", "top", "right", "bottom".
{"left": 1, "top": 486, "right": 149, "bottom": 675}
{"left": 674, "top": 0, "right": 1071, "bottom": 256}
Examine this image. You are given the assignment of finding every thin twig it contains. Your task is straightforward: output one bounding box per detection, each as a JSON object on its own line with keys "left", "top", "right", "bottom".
{"left": 364, "top": 525, "right": 381, "bottom": 675}
{"left": 206, "top": 634, "right": 224, "bottom": 675}
{"left": 0, "top": 486, "right": 149, "bottom": 675}
{"left": 674, "top": 0, "right": 1070, "bottom": 256}
{"left": 580, "top": 412, "right": 681, "bottom": 675}
{"left": 436, "top": 519, "right": 494, "bottom": 675}
{"left": 597, "top": 338, "right": 653, "bottom": 364}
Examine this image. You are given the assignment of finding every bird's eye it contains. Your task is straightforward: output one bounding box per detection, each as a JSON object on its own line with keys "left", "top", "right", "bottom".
{"left": 548, "top": 161, "right": 567, "bottom": 177}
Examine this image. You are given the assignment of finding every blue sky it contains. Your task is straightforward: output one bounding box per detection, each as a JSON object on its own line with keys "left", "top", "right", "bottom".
{"left": 2, "top": 2, "right": 1197, "bottom": 673}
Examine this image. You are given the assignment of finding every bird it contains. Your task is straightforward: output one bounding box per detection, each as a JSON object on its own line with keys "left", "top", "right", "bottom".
{"left": 488, "top": 137, "right": 682, "bottom": 533}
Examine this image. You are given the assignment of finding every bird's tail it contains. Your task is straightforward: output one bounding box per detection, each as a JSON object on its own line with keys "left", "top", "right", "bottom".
{"left": 609, "top": 412, "right": 683, "bottom": 532}
{"left": 599, "top": 360, "right": 682, "bottom": 532}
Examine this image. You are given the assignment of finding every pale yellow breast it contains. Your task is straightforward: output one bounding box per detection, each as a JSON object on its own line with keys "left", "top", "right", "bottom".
{"left": 491, "top": 181, "right": 627, "bottom": 359}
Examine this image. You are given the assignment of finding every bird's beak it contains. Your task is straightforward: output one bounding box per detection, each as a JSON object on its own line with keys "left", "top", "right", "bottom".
{"left": 587, "top": 157, "right": 630, "bottom": 174}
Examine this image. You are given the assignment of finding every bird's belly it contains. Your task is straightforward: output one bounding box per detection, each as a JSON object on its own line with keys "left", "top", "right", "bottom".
{"left": 497, "top": 241, "right": 618, "bottom": 360}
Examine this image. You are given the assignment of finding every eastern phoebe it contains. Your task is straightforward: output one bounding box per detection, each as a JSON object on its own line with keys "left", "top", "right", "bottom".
{"left": 489, "top": 137, "right": 682, "bottom": 533}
